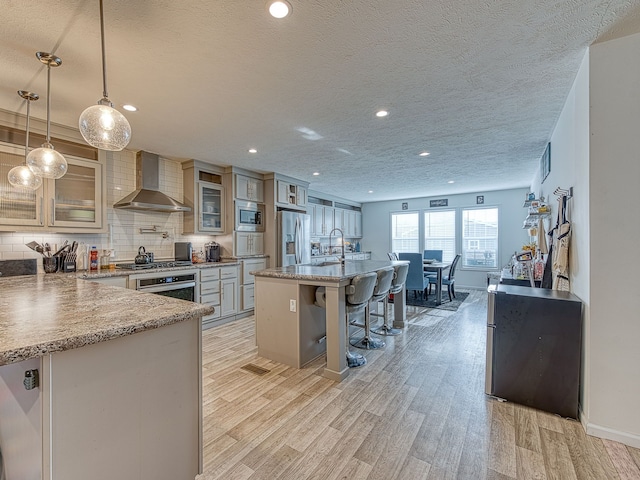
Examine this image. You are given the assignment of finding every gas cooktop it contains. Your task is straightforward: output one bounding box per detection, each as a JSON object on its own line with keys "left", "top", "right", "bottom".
{"left": 115, "top": 261, "right": 194, "bottom": 271}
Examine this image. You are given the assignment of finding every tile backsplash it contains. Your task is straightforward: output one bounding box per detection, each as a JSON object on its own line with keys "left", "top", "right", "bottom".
{"left": 0, "top": 150, "right": 220, "bottom": 272}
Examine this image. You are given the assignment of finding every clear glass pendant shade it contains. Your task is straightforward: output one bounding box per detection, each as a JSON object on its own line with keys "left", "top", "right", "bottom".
{"left": 79, "top": 100, "right": 131, "bottom": 151}
{"left": 8, "top": 164, "right": 43, "bottom": 190}
{"left": 27, "top": 142, "right": 68, "bottom": 179}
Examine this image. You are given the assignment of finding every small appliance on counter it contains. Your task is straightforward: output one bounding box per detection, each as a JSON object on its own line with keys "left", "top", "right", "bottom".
{"left": 205, "top": 241, "right": 221, "bottom": 262}
{"left": 174, "top": 242, "right": 193, "bottom": 262}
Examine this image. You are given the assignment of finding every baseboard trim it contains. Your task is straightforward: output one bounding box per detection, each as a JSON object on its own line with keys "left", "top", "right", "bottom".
{"left": 581, "top": 415, "right": 640, "bottom": 448}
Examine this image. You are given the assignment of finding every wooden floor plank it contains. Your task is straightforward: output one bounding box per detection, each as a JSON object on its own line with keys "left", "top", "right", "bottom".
{"left": 198, "top": 290, "right": 639, "bottom": 480}
{"left": 539, "top": 427, "right": 578, "bottom": 480}
{"left": 515, "top": 445, "right": 547, "bottom": 480}
{"left": 488, "top": 400, "right": 517, "bottom": 478}
{"left": 626, "top": 444, "right": 640, "bottom": 472}
{"left": 514, "top": 405, "right": 542, "bottom": 453}
{"left": 248, "top": 445, "right": 302, "bottom": 480}
{"left": 562, "top": 419, "right": 615, "bottom": 480}
{"left": 397, "top": 455, "right": 432, "bottom": 480}
{"left": 367, "top": 409, "right": 425, "bottom": 480}
{"left": 603, "top": 439, "right": 640, "bottom": 480}
{"left": 334, "top": 457, "right": 373, "bottom": 480}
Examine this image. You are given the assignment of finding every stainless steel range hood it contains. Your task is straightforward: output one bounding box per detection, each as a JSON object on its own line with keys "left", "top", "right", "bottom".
{"left": 113, "top": 151, "right": 191, "bottom": 212}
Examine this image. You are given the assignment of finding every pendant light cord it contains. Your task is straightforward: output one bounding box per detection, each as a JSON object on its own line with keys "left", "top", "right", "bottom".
{"left": 45, "top": 62, "right": 51, "bottom": 143}
{"left": 100, "top": 0, "right": 109, "bottom": 100}
{"left": 25, "top": 99, "right": 31, "bottom": 160}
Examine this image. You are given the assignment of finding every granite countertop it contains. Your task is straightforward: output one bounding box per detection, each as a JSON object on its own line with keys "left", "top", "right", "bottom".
{"left": 311, "top": 251, "right": 371, "bottom": 258}
{"left": 251, "top": 259, "right": 407, "bottom": 282}
{"left": 75, "top": 260, "right": 241, "bottom": 279}
{"left": 0, "top": 274, "right": 214, "bottom": 366}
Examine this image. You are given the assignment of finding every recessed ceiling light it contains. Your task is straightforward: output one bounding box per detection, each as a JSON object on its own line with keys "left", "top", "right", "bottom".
{"left": 268, "top": 0, "right": 292, "bottom": 18}
{"left": 375, "top": 110, "right": 388, "bottom": 118}
{"left": 122, "top": 104, "right": 137, "bottom": 112}
{"left": 448, "top": 180, "right": 455, "bottom": 184}
{"left": 368, "top": 190, "right": 374, "bottom": 193}
{"left": 248, "top": 148, "right": 257, "bottom": 154}
{"left": 419, "top": 151, "right": 430, "bottom": 157}
{"left": 313, "top": 172, "right": 320, "bottom": 176}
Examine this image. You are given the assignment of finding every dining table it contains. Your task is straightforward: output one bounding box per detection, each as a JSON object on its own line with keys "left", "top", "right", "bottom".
{"left": 423, "top": 260, "right": 452, "bottom": 305}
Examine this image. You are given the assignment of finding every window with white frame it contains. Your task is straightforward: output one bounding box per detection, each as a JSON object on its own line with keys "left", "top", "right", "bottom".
{"left": 423, "top": 209, "right": 456, "bottom": 262}
{"left": 462, "top": 207, "right": 498, "bottom": 268}
{"left": 391, "top": 212, "right": 419, "bottom": 253}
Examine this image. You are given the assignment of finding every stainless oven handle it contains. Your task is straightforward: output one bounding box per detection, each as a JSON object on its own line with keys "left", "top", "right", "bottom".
{"left": 137, "top": 281, "right": 196, "bottom": 293}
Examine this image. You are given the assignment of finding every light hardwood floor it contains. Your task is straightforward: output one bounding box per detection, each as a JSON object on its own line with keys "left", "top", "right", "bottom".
{"left": 200, "top": 290, "right": 640, "bottom": 479}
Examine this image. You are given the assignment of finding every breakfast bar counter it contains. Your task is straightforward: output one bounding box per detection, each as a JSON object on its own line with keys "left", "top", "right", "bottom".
{"left": 252, "top": 260, "right": 407, "bottom": 382}
{"left": 0, "top": 274, "right": 213, "bottom": 480}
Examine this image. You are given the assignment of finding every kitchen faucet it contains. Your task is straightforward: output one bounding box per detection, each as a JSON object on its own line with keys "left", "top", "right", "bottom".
{"left": 328, "top": 228, "right": 346, "bottom": 266}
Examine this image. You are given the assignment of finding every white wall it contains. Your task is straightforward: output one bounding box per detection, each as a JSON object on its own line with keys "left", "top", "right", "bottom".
{"left": 529, "top": 33, "right": 640, "bottom": 447}
{"left": 530, "top": 50, "right": 593, "bottom": 427}
{"left": 361, "top": 188, "right": 529, "bottom": 289}
{"left": 588, "top": 32, "right": 640, "bottom": 445}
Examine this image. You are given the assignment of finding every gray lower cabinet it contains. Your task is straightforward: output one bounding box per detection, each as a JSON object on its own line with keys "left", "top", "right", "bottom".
{"left": 240, "top": 258, "right": 267, "bottom": 312}
{"left": 220, "top": 266, "right": 238, "bottom": 317}
{"left": 0, "top": 320, "right": 200, "bottom": 479}
{"left": 199, "top": 265, "right": 238, "bottom": 327}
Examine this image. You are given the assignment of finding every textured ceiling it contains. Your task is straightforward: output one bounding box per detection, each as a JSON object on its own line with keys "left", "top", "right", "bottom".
{"left": 1, "top": 0, "right": 639, "bottom": 202}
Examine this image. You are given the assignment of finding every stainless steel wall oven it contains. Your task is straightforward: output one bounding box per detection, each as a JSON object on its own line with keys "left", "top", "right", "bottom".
{"left": 136, "top": 273, "right": 196, "bottom": 302}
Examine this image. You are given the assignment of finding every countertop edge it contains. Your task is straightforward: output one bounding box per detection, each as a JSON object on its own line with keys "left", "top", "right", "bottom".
{"left": 0, "top": 303, "right": 214, "bottom": 367}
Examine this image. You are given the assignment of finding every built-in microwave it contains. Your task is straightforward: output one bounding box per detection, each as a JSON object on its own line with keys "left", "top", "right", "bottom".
{"left": 235, "top": 200, "right": 265, "bottom": 232}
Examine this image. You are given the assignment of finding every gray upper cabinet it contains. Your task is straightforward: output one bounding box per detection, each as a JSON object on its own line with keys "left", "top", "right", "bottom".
{"left": 0, "top": 142, "right": 105, "bottom": 232}
{"left": 235, "top": 174, "right": 264, "bottom": 203}
{"left": 182, "top": 160, "right": 226, "bottom": 235}
{"left": 275, "top": 179, "right": 307, "bottom": 211}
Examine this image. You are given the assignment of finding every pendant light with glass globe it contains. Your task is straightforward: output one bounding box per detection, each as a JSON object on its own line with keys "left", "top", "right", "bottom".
{"left": 26, "top": 52, "right": 68, "bottom": 180}
{"left": 78, "top": 0, "right": 131, "bottom": 151}
{"left": 7, "top": 90, "right": 43, "bottom": 190}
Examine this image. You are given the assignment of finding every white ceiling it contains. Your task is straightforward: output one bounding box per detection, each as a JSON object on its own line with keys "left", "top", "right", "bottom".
{"left": 2, "top": 0, "right": 639, "bottom": 202}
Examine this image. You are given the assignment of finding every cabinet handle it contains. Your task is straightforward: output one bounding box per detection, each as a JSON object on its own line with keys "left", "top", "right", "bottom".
{"left": 39, "top": 197, "right": 44, "bottom": 225}
{"left": 51, "top": 198, "right": 55, "bottom": 225}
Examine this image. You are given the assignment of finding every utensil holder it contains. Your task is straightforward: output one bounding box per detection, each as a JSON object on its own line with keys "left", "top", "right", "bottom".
{"left": 43, "top": 257, "right": 58, "bottom": 273}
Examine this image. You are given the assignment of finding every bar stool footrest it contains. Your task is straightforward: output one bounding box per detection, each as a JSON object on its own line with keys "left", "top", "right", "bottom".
{"left": 350, "top": 336, "right": 385, "bottom": 350}
{"left": 371, "top": 325, "right": 402, "bottom": 336}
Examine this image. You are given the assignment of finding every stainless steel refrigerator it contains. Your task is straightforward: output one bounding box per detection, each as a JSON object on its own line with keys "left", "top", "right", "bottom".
{"left": 278, "top": 210, "right": 311, "bottom": 266}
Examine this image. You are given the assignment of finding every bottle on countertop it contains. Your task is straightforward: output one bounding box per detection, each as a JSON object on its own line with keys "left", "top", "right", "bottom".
{"left": 89, "top": 246, "right": 99, "bottom": 272}
{"left": 76, "top": 243, "right": 87, "bottom": 271}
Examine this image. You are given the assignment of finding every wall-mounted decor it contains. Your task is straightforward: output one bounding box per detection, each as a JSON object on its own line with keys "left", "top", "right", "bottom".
{"left": 401, "top": 202, "right": 408, "bottom": 210}
{"left": 476, "top": 195, "right": 484, "bottom": 204}
{"left": 541, "top": 142, "right": 551, "bottom": 183}
{"left": 430, "top": 199, "right": 448, "bottom": 207}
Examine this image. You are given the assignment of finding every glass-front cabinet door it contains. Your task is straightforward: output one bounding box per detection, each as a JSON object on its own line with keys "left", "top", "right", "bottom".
{"left": 0, "top": 142, "right": 43, "bottom": 227}
{"left": 198, "top": 181, "right": 224, "bottom": 233}
{"left": 50, "top": 157, "right": 103, "bottom": 229}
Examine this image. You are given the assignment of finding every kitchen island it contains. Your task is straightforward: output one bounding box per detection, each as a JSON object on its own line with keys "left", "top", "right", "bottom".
{"left": 252, "top": 260, "right": 407, "bottom": 382}
{"left": 0, "top": 274, "right": 213, "bottom": 480}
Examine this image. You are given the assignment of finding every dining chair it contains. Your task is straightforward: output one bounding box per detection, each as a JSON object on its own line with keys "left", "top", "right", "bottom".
{"left": 397, "top": 252, "right": 429, "bottom": 298}
{"left": 387, "top": 252, "right": 399, "bottom": 260}
{"left": 429, "top": 253, "right": 461, "bottom": 301}
{"left": 423, "top": 249, "right": 443, "bottom": 261}
{"left": 423, "top": 249, "right": 443, "bottom": 285}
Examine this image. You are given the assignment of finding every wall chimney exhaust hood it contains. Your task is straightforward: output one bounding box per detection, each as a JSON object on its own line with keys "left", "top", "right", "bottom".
{"left": 113, "top": 151, "right": 191, "bottom": 212}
